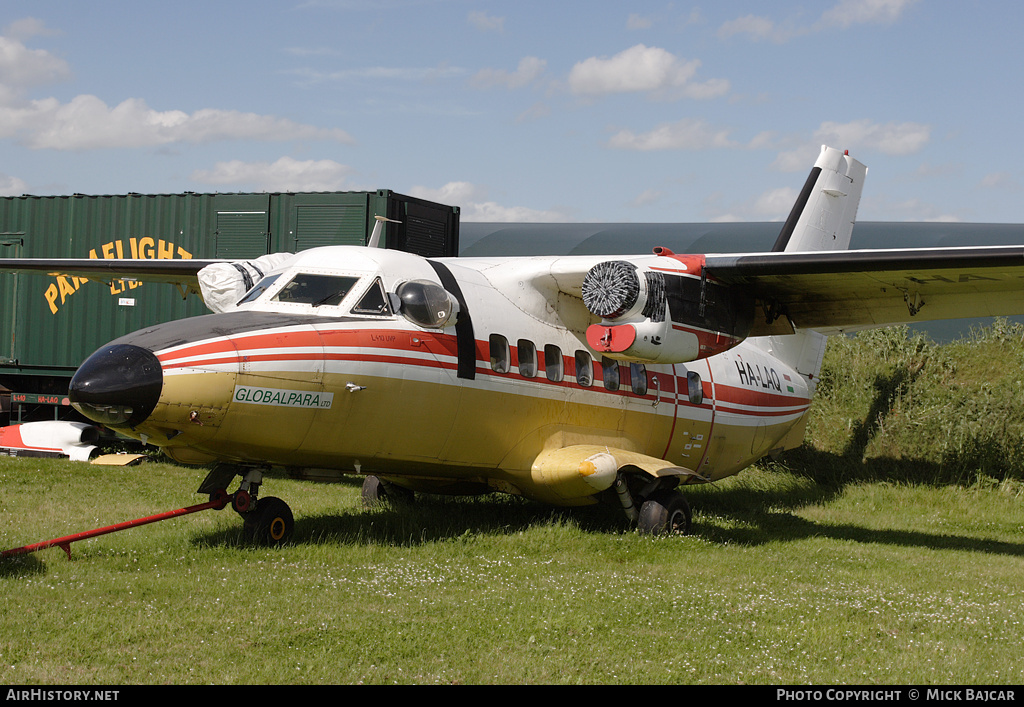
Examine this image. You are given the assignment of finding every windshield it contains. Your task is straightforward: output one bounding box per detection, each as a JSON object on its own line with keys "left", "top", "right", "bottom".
{"left": 237, "top": 274, "right": 282, "bottom": 305}
{"left": 272, "top": 273, "right": 360, "bottom": 307}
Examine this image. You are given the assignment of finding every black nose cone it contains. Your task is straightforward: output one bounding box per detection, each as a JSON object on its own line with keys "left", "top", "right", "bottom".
{"left": 69, "top": 344, "right": 163, "bottom": 428}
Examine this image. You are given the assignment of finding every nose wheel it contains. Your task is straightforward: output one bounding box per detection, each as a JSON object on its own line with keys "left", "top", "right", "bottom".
{"left": 241, "top": 496, "right": 294, "bottom": 546}
{"left": 198, "top": 464, "right": 295, "bottom": 546}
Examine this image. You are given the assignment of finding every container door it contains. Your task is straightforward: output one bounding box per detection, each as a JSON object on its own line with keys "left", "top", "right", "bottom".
{"left": 0, "top": 235, "right": 23, "bottom": 365}
{"left": 213, "top": 195, "right": 271, "bottom": 259}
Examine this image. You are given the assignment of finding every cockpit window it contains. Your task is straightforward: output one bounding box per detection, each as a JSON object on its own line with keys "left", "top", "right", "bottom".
{"left": 273, "top": 274, "right": 360, "bottom": 307}
{"left": 351, "top": 278, "right": 392, "bottom": 316}
{"left": 237, "top": 274, "right": 282, "bottom": 305}
{"left": 395, "top": 279, "right": 455, "bottom": 328}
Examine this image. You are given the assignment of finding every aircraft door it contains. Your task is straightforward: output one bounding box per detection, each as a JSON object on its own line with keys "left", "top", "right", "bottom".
{"left": 661, "top": 361, "right": 715, "bottom": 474}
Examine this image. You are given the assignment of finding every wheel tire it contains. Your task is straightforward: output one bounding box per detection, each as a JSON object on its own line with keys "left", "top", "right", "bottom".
{"left": 637, "top": 491, "right": 692, "bottom": 535}
{"left": 361, "top": 475, "right": 414, "bottom": 508}
{"left": 243, "top": 496, "right": 294, "bottom": 546}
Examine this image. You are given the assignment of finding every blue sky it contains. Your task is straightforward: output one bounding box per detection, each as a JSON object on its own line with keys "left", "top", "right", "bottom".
{"left": 1, "top": 0, "right": 1021, "bottom": 224}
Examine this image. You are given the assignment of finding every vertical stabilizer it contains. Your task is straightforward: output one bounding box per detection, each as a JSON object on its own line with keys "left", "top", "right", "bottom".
{"left": 772, "top": 145, "right": 867, "bottom": 253}
{"left": 753, "top": 146, "right": 868, "bottom": 428}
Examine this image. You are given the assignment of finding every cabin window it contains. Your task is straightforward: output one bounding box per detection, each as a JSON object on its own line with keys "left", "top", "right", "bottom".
{"left": 602, "top": 356, "right": 620, "bottom": 391}
{"left": 351, "top": 278, "right": 392, "bottom": 316}
{"left": 237, "top": 274, "right": 282, "bottom": 305}
{"left": 545, "top": 345, "right": 563, "bottom": 382}
{"left": 575, "top": 351, "right": 593, "bottom": 387}
{"left": 489, "top": 334, "right": 510, "bottom": 374}
{"left": 273, "top": 273, "right": 360, "bottom": 307}
{"left": 630, "top": 363, "right": 648, "bottom": 396}
{"left": 517, "top": 339, "right": 537, "bottom": 378}
{"left": 687, "top": 371, "right": 704, "bottom": 405}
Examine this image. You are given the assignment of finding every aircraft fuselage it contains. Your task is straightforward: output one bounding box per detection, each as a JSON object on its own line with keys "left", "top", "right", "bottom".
{"left": 69, "top": 247, "right": 812, "bottom": 507}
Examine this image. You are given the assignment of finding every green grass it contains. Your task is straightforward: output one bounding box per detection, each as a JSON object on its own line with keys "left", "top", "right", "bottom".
{"left": 1, "top": 322, "right": 1023, "bottom": 685}
{"left": 2, "top": 460, "right": 1021, "bottom": 685}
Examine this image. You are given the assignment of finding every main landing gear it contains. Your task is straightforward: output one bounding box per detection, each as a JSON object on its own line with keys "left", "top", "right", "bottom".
{"left": 637, "top": 489, "right": 692, "bottom": 535}
{"left": 360, "top": 475, "right": 415, "bottom": 508}
{"left": 615, "top": 476, "right": 693, "bottom": 535}
{"left": 199, "top": 464, "right": 295, "bottom": 546}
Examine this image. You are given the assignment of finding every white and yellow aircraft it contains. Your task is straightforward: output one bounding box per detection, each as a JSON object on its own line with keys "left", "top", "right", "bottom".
{"left": 4, "top": 145, "right": 1024, "bottom": 543}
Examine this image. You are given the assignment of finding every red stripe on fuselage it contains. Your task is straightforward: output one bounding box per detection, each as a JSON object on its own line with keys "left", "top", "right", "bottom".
{"left": 154, "top": 326, "right": 806, "bottom": 416}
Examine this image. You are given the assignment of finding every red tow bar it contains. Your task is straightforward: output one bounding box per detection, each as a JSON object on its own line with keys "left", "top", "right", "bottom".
{"left": 1, "top": 490, "right": 230, "bottom": 560}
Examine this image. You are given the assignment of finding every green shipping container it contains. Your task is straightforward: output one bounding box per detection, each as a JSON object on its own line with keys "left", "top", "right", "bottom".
{"left": 0, "top": 190, "right": 459, "bottom": 396}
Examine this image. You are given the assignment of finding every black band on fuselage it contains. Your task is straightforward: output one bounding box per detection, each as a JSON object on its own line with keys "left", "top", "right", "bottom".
{"left": 427, "top": 260, "right": 476, "bottom": 380}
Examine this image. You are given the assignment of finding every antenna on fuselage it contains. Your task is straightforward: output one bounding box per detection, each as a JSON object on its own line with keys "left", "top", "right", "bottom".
{"left": 367, "top": 215, "right": 402, "bottom": 249}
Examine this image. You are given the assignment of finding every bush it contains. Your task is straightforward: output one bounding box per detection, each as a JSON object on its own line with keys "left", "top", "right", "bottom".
{"left": 794, "top": 320, "right": 1024, "bottom": 486}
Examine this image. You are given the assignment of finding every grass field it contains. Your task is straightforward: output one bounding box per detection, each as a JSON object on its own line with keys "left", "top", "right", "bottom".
{"left": 1, "top": 324, "right": 1023, "bottom": 685}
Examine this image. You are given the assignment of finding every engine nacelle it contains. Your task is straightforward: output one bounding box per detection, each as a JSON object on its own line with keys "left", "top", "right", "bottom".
{"left": 581, "top": 250, "right": 754, "bottom": 363}
{"left": 530, "top": 445, "right": 620, "bottom": 504}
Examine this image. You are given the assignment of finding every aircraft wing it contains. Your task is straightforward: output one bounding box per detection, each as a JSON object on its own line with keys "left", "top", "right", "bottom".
{"left": 704, "top": 245, "right": 1024, "bottom": 335}
{"left": 0, "top": 257, "right": 219, "bottom": 291}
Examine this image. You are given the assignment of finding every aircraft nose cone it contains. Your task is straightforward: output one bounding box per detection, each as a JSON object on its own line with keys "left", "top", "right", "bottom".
{"left": 69, "top": 344, "right": 163, "bottom": 428}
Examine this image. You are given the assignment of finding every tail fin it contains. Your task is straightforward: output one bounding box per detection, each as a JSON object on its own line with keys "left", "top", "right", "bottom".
{"left": 772, "top": 145, "right": 867, "bottom": 253}
{"left": 753, "top": 146, "right": 868, "bottom": 411}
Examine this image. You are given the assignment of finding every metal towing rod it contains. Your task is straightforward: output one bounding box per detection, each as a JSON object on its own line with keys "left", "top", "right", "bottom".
{"left": 1, "top": 490, "right": 230, "bottom": 560}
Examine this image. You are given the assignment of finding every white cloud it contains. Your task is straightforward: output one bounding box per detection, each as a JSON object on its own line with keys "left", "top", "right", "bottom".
{"left": 3, "top": 17, "right": 61, "bottom": 41}
{"left": 0, "top": 35, "right": 70, "bottom": 90}
{"left": 978, "top": 172, "right": 1022, "bottom": 191}
{"left": 771, "top": 144, "right": 822, "bottom": 173}
{"left": 191, "top": 157, "right": 354, "bottom": 192}
{"left": 820, "top": 0, "right": 920, "bottom": 29}
{"left": 516, "top": 102, "right": 550, "bottom": 123}
{"left": 626, "top": 14, "right": 653, "bottom": 30}
{"left": 752, "top": 187, "right": 800, "bottom": 217}
{"left": 771, "top": 119, "right": 931, "bottom": 171}
{"left": 568, "top": 44, "right": 728, "bottom": 100}
{"left": 608, "top": 118, "right": 739, "bottom": 151}
{"left": 1, "top": 95, "right": 354, "bottom": 150}
{"left": 470, "top": 56, "right": 547, "bottom": 89}
{"left": 627, "top": 189, "right": 665, "bottom": 208}
{"left": 718, "top": 0, "right": 918, "bottom": 42}
{"left": 408, "top": 181, "right": 486, "bottom": 206}
{"left": 708, "top": 186, "right": 801, "bottom": 222}
{"left": 816, "top": 119, "right": 930, "bottom": 155}
{"left": 460, "top": 201, "right": 570, "bottom": 222}
{"left": 0, "top": 23, "right": 353, "bottom": 152}
{"left": 0, "top": 172, "right": 27, "bottom": 196}
{"left": 718, "top": 15, "right": 786, "bottom": 42}
{"left": 409, "top": 181, "right": 569, "bottom": 222}
{"left": 468, "top": 11, "right": 504, "bottom": 33}
{"left": 285, "top": 63, "right": 467, "bottom": 89}
{"left": 863, "top": 195, "right": 964, "bottom": 222}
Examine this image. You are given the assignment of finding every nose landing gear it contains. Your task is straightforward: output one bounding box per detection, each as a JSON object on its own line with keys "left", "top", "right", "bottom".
{"left": 199, "top": 464, "right": 295, "bottom": 546}
{"left": 242, "top": 496, "right": 294, "bottom": 545}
